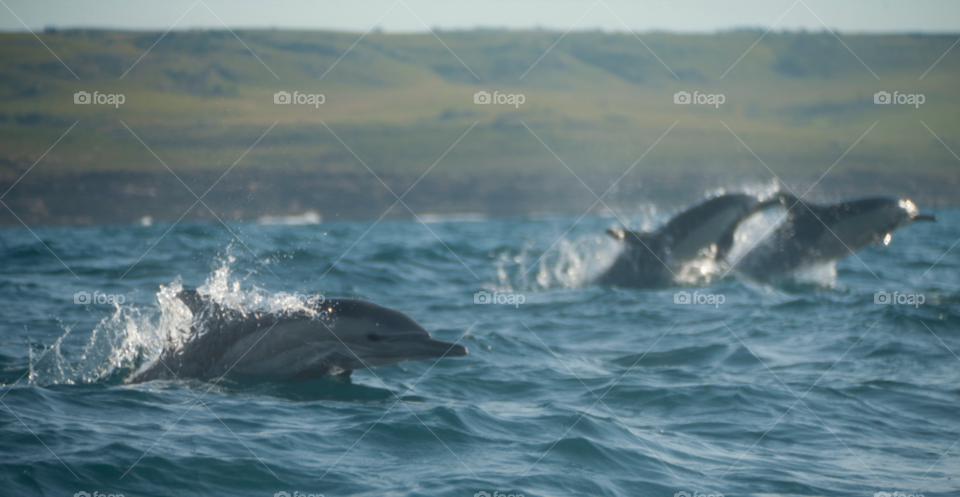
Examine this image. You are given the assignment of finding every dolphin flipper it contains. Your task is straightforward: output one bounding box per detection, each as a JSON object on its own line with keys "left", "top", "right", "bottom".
{"left": 715, "top": 197, "right": 785, "bottom": 260}
{"left": 715, "top": 225, "right": 738, "bottom": 261}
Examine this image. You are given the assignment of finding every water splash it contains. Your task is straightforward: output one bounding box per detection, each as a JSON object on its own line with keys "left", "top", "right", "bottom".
{"left": 483, "top": 233, "right": 623, "bottom": 291}
{"left": 724, "top": 201, "right": 839, "bottom": 288}
{"left": 488, "top": 181, "right": 809, "bottom": 290}
{"left": 28, "top": 251, "right": 325, "bottom": 386}
{"left": 29, "top": 280, "right": 189, "bottom": 386}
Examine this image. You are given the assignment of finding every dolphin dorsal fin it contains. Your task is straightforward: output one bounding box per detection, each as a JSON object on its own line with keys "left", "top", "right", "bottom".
{"left": 177, "top": 289, "right": 208, "bottom": 316}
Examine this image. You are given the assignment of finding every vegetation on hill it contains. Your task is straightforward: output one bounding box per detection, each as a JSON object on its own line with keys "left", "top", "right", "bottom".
{"left": 1, "top": 29, "right": 957, "bottom": 223}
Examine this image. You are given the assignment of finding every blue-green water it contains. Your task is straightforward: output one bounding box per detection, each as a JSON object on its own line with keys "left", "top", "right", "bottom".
{"left": 1, "top": 208, "right": 958, "bottom": 497}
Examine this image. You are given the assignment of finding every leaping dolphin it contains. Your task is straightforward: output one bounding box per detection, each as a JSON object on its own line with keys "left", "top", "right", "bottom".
{"left": 595, "top": 193, "right": 780, "bottom": 287}
{"left": 127, "top": 290, "right": 467, "bottom": 384}
{"left": 735, "top": 194, "right": 936, "bottom": 280}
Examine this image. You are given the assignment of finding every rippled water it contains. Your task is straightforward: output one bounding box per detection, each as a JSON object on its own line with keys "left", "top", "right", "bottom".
{"left": 1, "top": 206, "right": 958, "bottom": 497}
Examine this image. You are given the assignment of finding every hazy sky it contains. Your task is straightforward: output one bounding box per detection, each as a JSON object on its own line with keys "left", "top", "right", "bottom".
{"left": 1, "top": 0, "right": 958, "bottom": 34}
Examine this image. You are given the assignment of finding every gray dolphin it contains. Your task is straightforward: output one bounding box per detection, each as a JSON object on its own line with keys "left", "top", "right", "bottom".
{"left": 735, "top": 194, "right": 937, "bottom": 280}
{"left": 596, "top": 193, "right": 780, "bottom": 287}
{"left": 127, "top": 290, "right": 467, "bottom": 383}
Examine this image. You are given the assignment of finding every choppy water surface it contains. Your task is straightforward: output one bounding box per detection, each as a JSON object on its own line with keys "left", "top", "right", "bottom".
{"left": 1, "top": 206, "right": 958, "bottom": 497}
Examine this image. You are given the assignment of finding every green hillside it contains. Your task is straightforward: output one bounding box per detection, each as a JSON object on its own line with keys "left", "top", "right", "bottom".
{"left": 1, "top": 29, "right": 958, "bottom": 224}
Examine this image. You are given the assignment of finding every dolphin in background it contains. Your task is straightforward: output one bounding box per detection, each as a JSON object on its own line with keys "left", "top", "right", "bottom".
{"left": 127, "top": 290, "right": 467, "bottom": 384}
{"left": 596, "top": 193, "right": 781, "bottom": 288}
{"left": 734, "top": 193, "right": 937, "bottom": 281}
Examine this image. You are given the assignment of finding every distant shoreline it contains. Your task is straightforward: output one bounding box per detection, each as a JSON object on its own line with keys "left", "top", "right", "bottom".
{"left": 2, "top": 169, "right": 955, "bottom": 228}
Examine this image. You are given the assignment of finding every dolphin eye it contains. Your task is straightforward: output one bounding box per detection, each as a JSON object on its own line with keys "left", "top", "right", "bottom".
{"left": 367, "top": 333, "right": 384, "bottom": 342}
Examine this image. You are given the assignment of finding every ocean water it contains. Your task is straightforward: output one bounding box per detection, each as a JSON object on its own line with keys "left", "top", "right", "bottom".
{"left": 1, "top": 206, "right": 958, "bottom": 497}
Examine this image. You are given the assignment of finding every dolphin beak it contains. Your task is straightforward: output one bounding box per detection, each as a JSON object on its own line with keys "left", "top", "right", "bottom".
{"left": 382, "top": 335, "right": 467, "bottom": 361}
{"left": 349, "top": 335, "right": 467, "bottom": 370}
{"left": 416, "top": 337, "right": 468, "bottom": 358}
{"left": 914, "top": 213, "right": 937, "bottom": 222}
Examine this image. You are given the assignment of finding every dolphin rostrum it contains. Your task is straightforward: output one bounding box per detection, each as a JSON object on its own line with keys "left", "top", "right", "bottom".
{"left": 596, "top": 193, "right": 780, "bottom": 287}
{"left": 127, "top": 290, "right": 467, "bottom": 383}
{"left": 735, "top": 194, "right": 936, "bottom": 280}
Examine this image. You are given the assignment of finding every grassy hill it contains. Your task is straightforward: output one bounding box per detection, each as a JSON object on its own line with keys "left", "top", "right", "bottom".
{"left": 1, "top": 28, "right": 958, "bottom": 224}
